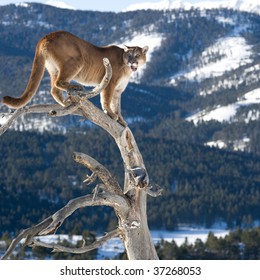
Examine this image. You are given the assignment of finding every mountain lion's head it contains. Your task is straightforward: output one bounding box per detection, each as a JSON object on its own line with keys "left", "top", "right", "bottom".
{"left": 123, "top": 45, "right": 149, "bottom": 72}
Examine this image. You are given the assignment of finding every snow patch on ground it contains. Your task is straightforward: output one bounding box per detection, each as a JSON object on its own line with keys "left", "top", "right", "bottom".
{"left": 15, "top": 2, "right": 30, "bottom": 8}
{"left": 206, "top": 137, "right": 250, "bottom": 152}
{"left": 233, "top": 136, "right": 250, "bottom": 151}
{"left": 187, "top": 104, "right": 238, "bottom": 124}
{"left": 206, "top": 140, "right": 227, "bottom": 149}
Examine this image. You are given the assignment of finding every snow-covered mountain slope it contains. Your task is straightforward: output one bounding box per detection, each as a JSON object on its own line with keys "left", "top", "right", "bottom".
{"left": 171, "top": 36, "right": 253, "bottom": 88}
{"left": 125, "top": 0, "right": 260, "bottom": 15}
{"left": 187, "top": 88, "right": 260, "bottom": 124}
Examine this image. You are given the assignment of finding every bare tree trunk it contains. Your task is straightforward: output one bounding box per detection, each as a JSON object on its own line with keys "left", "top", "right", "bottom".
{"left": 122, "top": 190, "right": 158, "bottom": 259}
{"left": 0, "top": 58, "right": 162, "bottom": 260}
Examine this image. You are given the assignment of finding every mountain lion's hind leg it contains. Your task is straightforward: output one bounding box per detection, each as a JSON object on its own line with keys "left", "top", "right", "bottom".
{"left": 54, "top": 58, "right": 84, "bottom": 95}
{"left": 48, "top": 72, "right": 67, "bottom": 106}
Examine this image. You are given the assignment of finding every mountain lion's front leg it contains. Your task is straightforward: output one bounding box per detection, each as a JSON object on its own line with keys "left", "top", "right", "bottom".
{"left": 111, "top": 91, "right": 127, "bottom": 127}
{"left": 100, "top": 87, "right": 118, "bottom": 121}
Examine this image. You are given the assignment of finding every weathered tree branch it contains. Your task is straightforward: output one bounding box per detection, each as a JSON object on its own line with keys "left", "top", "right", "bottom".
{"left": 83, "top": 172, "right": 97, "bottom": 185}
{"left": 39, "top": 191, "right": 129, "bottom": 236}
{"left": 145, "top": 185, "right": 164, "bottom": 197}
{"left": 0, "top": 104, "right": 61, "bottom": 136}
{"left": 31, "top": 229, "right": 121, "bottom": 254}
{"left": 73, "top": 152, "right": 123, "bottom": 195}
{"left": 1, "top": 217, "right": 52, "bottom": 260}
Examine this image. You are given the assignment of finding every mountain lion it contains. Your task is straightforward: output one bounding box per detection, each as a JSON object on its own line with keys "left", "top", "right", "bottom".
{"left": 2, "top": 31, "right": 149, "bottom": 126}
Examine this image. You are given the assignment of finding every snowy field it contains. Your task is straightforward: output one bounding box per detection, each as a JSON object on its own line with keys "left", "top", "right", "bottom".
{"left": 98, "top": 226, "right": 229, "bottom": 259}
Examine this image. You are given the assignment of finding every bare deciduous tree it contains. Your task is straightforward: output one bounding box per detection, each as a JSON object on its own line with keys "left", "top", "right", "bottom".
{"left": 0, "top": 58, "right": 162, "bottom": 260}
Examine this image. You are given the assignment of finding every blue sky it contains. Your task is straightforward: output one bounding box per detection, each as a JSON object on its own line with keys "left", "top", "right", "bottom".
{"left": 0, "top": 0, "right": 161, "bottom": 12}
{"left": 0, "top": 0, "right": 221, "bottom": 12}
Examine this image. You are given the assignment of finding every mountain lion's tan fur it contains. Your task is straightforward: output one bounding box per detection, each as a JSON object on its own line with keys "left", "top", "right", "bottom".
{"left": 2, "top": 31, "right": 149, "bottom": 126}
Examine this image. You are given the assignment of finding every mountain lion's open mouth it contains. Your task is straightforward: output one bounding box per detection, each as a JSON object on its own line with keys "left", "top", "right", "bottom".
{"left": 131, "top": 65, "right": 138, "bottom": 71}
{"left": 128, "top": 62, "right": 138, "bottom": 72}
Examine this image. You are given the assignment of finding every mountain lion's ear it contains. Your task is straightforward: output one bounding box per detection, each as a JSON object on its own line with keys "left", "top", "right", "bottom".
{"left": 142, "top": 46, "right": 149, "bottom": 54}
{"left": 123, "top": 45, "right": 129, "bottom": 52}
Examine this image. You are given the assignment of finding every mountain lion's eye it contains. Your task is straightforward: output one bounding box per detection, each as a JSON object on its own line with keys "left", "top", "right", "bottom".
{"left": 135, "top": 54, "right": 140, "bottom": 58}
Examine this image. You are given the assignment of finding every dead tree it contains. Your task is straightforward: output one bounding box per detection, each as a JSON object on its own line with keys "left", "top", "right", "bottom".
{"left": 0, "top": 58, "right": 162, "bottom": 260}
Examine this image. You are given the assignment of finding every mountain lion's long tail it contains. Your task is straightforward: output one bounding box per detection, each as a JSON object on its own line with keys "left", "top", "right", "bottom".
{"left": 2, "top": 48, "right": 45, "bottom": 109}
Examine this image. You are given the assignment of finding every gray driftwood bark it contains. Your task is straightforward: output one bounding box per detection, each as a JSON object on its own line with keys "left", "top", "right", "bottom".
{"left": 0, "top": 58, "right": 162, "bottom": 260}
